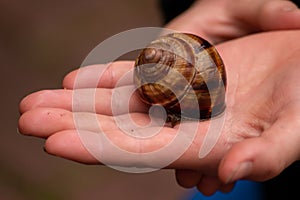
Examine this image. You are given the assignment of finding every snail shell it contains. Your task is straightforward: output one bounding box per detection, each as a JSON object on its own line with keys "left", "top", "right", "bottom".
{"left": 133, "top": 33, "right": 226, "bottom": 125}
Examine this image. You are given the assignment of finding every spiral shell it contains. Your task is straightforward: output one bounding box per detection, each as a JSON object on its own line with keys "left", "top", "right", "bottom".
{"left": 133, "top": 33, "right": 226, "bottom": 125}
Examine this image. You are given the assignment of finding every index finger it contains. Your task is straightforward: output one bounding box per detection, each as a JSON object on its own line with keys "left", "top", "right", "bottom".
{"left": 63, "top": 61, "right": 134, "bottom": 89}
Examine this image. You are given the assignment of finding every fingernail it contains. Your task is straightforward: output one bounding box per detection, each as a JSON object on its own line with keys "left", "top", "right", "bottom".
{"left": 226, "top": 161, "right": 253, "bottom": 184}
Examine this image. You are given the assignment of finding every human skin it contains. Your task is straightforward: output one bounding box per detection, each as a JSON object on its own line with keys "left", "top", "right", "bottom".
{"left": 18, "top": 0, "right": 300, "bottom": 196}
{"left": 166, "top": 0, "right": 300, "bottom": 44}
{"left": 19, "top": 30, "right": 300, "bottom": 195}
{"left": 166, "top": 0, "right": 300, "bottom": 194}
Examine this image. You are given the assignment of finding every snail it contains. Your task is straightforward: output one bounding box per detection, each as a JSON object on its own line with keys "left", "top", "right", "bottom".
{"left": 133, "top": 32, "right": 226, "bottom": 126}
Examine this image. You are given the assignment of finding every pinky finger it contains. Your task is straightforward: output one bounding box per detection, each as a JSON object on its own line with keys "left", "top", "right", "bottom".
{"left": 44, "top": 126, "right": 181, "bottom": 168}
{"left": 45, "top": 130, "right": 99, "bottom": 164}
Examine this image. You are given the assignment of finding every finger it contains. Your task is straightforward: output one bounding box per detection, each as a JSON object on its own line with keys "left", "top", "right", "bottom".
{"left": 19, "top": 90, "right": 72, "bottom": 114}
{"left": 63, "top": 61, "right": 134, "bottom": 89}
{"left": 43, "top": 120, "right": 206, "bottom": 168}
{"left": 258, "top": 0, "right": 300, "bottom": 30}
{"left": 18, "top": 107, "right": 151, "bottom": 138}
{"left": 196, "top": 175, "right": 222, "bottom": 196}
{"left": 19, "top": 108, "right": 75, "bottom": 137}
{"left": 19, "top": 86, "right": 147, "bottom": 115}
{"left": 44, "top": 127, "right": 189, "bottom": 167}
{"left": 235, "top": 0, "right": 300, "bottom": 31}
{"left": 219, "top": 182, "right": 235, "bottom": 193}
{"left": 219, "top": 114, "right": 300, "bottom": 183}
{"left": 175, "top": 169, "right": 202, "bottom": 188}
{"left": 45, "top": 130, "right": 99, "bottom": 164}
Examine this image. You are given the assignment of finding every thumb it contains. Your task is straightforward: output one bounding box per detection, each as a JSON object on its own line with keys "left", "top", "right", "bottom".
{"left": 258, "top": 0, "right": 300, "bottom": 30}
{"left": 218, "top": 117, "right": 300, "bottom": 184}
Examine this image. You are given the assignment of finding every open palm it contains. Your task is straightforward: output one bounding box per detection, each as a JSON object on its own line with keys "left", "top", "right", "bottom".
{"left": 19, "top": 30, "right": 300, "bottom": 194}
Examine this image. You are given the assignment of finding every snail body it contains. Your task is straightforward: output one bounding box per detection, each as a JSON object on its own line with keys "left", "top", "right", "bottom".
{"left": 133, "top": 33, "right": 226, "bottom": 126}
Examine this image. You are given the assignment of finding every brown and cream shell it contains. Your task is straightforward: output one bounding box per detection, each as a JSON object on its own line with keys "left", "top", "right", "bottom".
{"left": 133, "top": 32, "right": 226, "bottom": 126}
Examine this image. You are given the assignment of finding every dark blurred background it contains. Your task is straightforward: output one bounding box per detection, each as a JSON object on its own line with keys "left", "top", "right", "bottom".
{"left": 0, "top": 0, "right": 189, "bottom": 199}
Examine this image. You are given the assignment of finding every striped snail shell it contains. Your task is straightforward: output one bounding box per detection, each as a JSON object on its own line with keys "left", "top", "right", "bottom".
{"left": 133, "top": 33, "right": 226, "bottom": 126}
